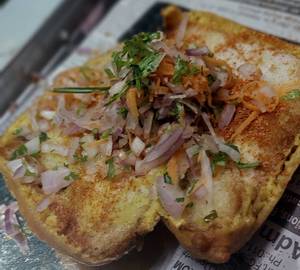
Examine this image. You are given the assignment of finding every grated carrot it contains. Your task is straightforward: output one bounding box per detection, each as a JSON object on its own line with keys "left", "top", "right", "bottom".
{"left": 126, "top": 88, "right": 139, "bottom": 119}
{"left": 231, "top": 111, "right": 259, "bottom": 140}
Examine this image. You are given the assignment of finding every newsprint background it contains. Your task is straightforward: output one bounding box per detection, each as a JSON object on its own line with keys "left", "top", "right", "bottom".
{"left": 0, "top": 0, "right": 300, "bottom": 270}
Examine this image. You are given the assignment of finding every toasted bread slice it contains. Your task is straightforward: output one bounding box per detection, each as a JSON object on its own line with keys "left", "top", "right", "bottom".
{"left": 0, "top": 52, "right": 161, "bottom": 265}
{"left": 160, "top": 6, "right": 300, "bottom": 263}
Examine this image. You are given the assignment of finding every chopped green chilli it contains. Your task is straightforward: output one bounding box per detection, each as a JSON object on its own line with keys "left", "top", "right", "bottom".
{"left": 39, "top": 132, "right": 49, "bottom": 143}
{"left": 175, "top": 197, "right": 184, "bottom": 203}
{"left": 106, "top": 158, "right": 115, "bottom": 178}
{"left": 236, "top": 161, "right": 260, "bottom": 169}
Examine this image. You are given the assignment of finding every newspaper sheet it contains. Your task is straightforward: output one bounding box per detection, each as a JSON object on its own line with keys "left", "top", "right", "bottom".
{"left": 1, "top": 0, "right": 300, "bottom": 269}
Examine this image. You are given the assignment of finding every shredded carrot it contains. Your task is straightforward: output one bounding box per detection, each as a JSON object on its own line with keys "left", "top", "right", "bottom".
{"left": 126, "top": 88, "right": 139, "bottom": 119}
{"left": 167, "top": 155, "right": 179, "bottom": 184}
{"left": 231, "top": 111, "right": 259, "bottom": 140}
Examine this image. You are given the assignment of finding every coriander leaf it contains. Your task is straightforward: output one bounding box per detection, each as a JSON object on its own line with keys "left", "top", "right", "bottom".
{"left": 172, "top": 57, "right": 200, "bottom": 84}
{"left": 25, "top": 169, "right": 37, "bottom": 177}
{"left": 73, "top": 153, "right": 88, "bottom": 163}
{"left": 282, "top": 89, "right": 300, "bottom": 101}
{"left": 101, "top": 128, "right": 112, "bottom": 139}
{"left": 236, "top": 161, "right": 260, "bottom": 169}
{"left": 175, "top": 197, "right": 184, "bottom": 203}
{"left": 92, "top": 128, "right": 99, "bottom": 135}
{"left": 139, "top": 52, "right": 165, "bottom": 77}
{"left": 53, "top": 86, "right": 110, "bottom": 94}
{"left": 211, "top": 152, "right": 227, "bottom": 173}
{"left": 106, "top": 158, "right": 115, "bottom": 179}
{"left": 10, "top": 145, "right": 28, "bottom": 160}
{"left": 170, "top": 102, "right": 184, "bottom": 119}
{"left": 104, "top": 68, "right": 115, "bottom": 78}
{"left": 118, "top": 107, "right": 128, "bottom": 119}
{"left": 64, "top": 171, "right": 79, "bottom": 181}
{"left": 39, "top": 132, "right": 49, "bottom": 143}
{"left": 204, "top": 210, "right": 218, "bottom": 223}
{"left": 13, "top": 127, "right": 23, "bottom": 136}
{"left": 163, "top": 172, "right": 173, "bottom": 184}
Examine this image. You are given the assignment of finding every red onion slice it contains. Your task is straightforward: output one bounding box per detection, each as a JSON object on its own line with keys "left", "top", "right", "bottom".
{"left": 186, "top": 46, "right": 210, "bottom": 56}
{"left": 41, "top": 167, "right": 72, "bottom": 194}
{"left": 135, "top": 128, "right": 184, "bottom": 175}
{"left": 218, "top": 104, "right": 236, "bottom": 129}
{"left": 7, "top": 159, "right": 25, "bottom": 178}
{"left": 25, "top": 137, "right": 40, "bottom": 155}
{"left": 131, "top": 136, "right": 145, "bottom": 157}
{"left": 156, "top": 176, "right": 185, "bottom": 218}
{"left": 194, "top": 185, "right": 208, "bottom": 200}
{"left": 238, "top": 63, "right": 257, "bottom": 79}
{"left": 36, "top": 196, "right": 54, "bottom": 212}
{"left": 41, "top": 142, "right": 69, "bottom": 156}
{"left": 143, "top": 111, "right": 154, "bottom": 139}
{"left": 175, "top": 13, "right": 188, "bottom": 48}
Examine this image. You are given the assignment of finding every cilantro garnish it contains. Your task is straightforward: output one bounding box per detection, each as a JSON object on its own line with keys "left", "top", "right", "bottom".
{"left": 39, "top": 132, "right": 49, "bottom": 143}
{"left": 282, "top": 89, "right": 300, "bottom": 101}
{"left": 53, "top": 86, "right": 110, "bottom": 94}
{"left": 64, "top": 171, "right": 79, "bottom": 181}
{"left": 101, "top": 128, "right": 112, "bottom": 140}
{"left": 204, "top": 210, "right": 218, "bottom": 223}
{"left": 111, "top": 32, "right": 164, "bottom": 89}
{"left": 10, "top": 145, "right": 28, "bottom": 160}
{"left": 172, "top": 57, "right": 199, "bottom": 84}
{"left": 73, "top": 153, "right": 88, "bottom": 163}
{"left": 163, "top": 172, "right": 173, "bottom": 184}
{"left": 236, "top": 161, "right": 260, "bottom": 169}
{"left": 104, "top": 68, "right": 115, "bottom": 78}
{"left": 175, "top": 197, "right": 184, "bottom": 203}
{"left": 118, "top": 107, "right": 128, "bottom": 119}
{"left": 211, "top": 151, "right": 227, "bottom": 173}
{"left": 170, "top": 102, "right": 184, "bottom": 119}
{"left": 13, "top": 127, "right": 23, "bottom": 136}
{"left": 106, "top": 158, "right": 115, "bottom": 178}
{"left": 25, "top": 169, "right": 37, "bottom": 177}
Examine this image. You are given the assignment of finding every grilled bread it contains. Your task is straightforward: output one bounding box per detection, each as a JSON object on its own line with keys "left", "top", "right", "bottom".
{"left": 0, "top": 5, "right": 300, "bottom": 265}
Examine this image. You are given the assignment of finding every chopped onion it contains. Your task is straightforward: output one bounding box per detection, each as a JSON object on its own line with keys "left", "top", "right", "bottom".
{"left": 68, "top": 137, "right": 80, "bottom": 163}
{"left": 180, "top": 100, "right": 198, "bottom": 114}
{"left": 186, "top": 46, "right": 210, "bottom": 56}
{"left": 198, "top": 150, "right": 213, "bottom": 207}
{"left": 200, "top": 134, "right": 219, "bottom": 154}
{"left": 169, "top": 94, "right": 187, "bottom": 99}
{"left": 38, "top": 120, "right": 50, "bottom": 132}
{"left": 1, "top": 202, "right": 29, "bottom": 254}
{"left": 143, "top": 111, "right": 154, "bottom": 139}
{"left": 139, "top": 104, "right": 151, "bottom": 114}
{"left": 40, "top": 110, "right": 56, "bottom": 120}
{"left": 131, "top": 136, "right": 145, "bottom": 157}
{"left": 36, "top": 196, "right": 53, "bottom": 212}
{"left": 119, "top": 136, "right": 128, "bottom": 148}
{"left": 175, "top": 13, "right": 188, "bottom": 48}
{"left": 201, "top": 113, "right": 240, "bottom": 161}
{"left": 135, "top": 128, "right": 184, "bottom": 175}
{"left": 194, "top": 185, "right": 208, "bottom": 200}
{"left": 259, "top": 85, "right": 276, "bottom": 98}
{"left": 41, "top": 167, "right": 72, "bottom": 194}
{"left": 218, "top": 104, "right": 236, "bottom": 129}
{"left": 156, "top": 176, "right": 185, "bottom": 218}
{"left": 41, "top": 142, "right": 69, "bottom": 156}
{"left": 238, "top": 63, "right": 257, "bottom": 79}
{"left": 109, "top": 80, "right": 126, "bottom": 96}
{"left": 186, "top": 145, "right": 200, "bottom": 159}
{"left": 165, "top": 81, "right": 185, "bottom": 93}
{"left": 153, "top": 41, "right": 188, "bottom": 61}
{"left": 251, "top": 99, "right": 267, "bottom": 113}
{"left": 7, "top": 159, "right": 24, "bottom": 178}
{"left": 126, "top": 113, "right": 138, "bottom": 131}
{"left": 25, "top": 137, "right": 40, "bottom": 155}
{"left": 215, "top": 70, "right": 228, "bottom": 87}
{"left": 98, "top": 136, "right": 113, "bottom": 156}
{"left": 217, "top": 140, "right": 240, "bottom": 162}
